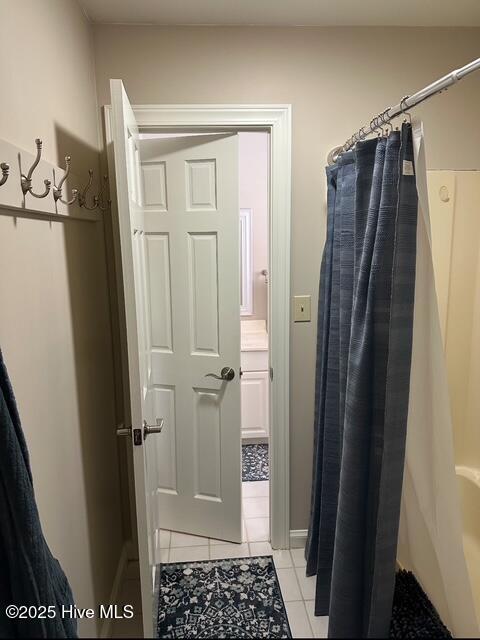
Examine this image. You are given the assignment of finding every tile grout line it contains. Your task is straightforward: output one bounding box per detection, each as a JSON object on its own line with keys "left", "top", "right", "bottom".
{"left": 302, "top": 598, "right": 315, "bottom": 638}
{"left": 290, "top": 553, "right": 315, "bottom": 637}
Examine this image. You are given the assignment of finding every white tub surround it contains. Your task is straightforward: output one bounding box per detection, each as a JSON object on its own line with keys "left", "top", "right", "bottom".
{"left": 456, "top": 466, "right": 480, "bottom": 626}
{"left": 397, "top": 123, "right": 478, "bottom": 638}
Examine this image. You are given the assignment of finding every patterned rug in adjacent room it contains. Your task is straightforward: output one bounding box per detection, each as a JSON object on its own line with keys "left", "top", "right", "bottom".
{"left": 157, "top": 556, "right": 291, "bottom": 638}
{"left": 242, "top": 443, "right": 269, "bottom": 482}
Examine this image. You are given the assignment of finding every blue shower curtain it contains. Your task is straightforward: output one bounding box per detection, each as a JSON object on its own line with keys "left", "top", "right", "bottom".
{"left": 306, "top": 123, "right": 418, "bottom": 638}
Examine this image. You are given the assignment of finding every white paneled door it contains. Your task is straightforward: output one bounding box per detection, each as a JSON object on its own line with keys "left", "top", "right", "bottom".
{"left": 109, "top": 80, "right": 159, "bottom": 638}
{"left": 139, "top": 133, "right": 242, "bottom": 543}
{"left": 110, "top": 82, "right": 242, "bottom": 633}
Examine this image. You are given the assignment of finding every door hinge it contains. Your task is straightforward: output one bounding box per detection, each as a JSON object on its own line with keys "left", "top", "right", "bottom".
{"left": 270, "top": 367, "right": 274, "bottom": 381}
{"left": 116, "top": 424, "right": 131, "bottom": 437}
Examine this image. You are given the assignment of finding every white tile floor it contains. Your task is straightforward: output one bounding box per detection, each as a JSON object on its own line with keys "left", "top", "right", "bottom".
{"left": 111, "top": 480, "right": 328, "bottom": 638}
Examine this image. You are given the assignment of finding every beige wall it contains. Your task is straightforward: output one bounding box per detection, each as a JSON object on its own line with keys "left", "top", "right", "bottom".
{"left": 239, "top": 132, "right": 269, "bottom": 322}
{"left": 0, "top": 0, "right": 99, "bottom": 174}
{"left": 0, "top": 1, "right": 124, "bottom": 636}
{"left": 92, "top": 24, "right": 480, "bottom": 530}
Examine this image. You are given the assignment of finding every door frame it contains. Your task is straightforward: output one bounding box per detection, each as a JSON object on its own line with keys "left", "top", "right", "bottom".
{"left": 105, "top": 103, "right": 292, "bottom": 550}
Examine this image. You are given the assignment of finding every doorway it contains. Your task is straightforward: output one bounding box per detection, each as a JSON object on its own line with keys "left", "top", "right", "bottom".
{"left": 107, "top": 103, "right": 292, "bottom": 551}
{"left": 137, "top": 130, "right": 271, "bottom": 555}
{"left": 106, "top": 91, "right": 291, "bottom": 635}
{"left": 139, "top": 131, "right": 271, "bottom": 562}
{"left": 239, "top": 132, "right": 271, "bottom": 548}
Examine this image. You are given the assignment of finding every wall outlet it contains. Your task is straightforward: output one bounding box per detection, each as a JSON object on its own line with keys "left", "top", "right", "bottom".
{"left": 293, "top": 295, "right": 311, "bottom": 322}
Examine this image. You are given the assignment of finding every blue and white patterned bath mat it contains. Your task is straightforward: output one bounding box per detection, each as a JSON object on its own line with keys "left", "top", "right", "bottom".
{"left": 242, "top": 444, "right": 269, "bottom": 482}
{"left": 157, "top": 556, "right": 291, "bottom": 638}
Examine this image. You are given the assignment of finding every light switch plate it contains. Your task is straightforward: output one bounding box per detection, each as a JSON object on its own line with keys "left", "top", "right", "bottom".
{"left": 294, "top": 295, "right": 311, "bottom": 322}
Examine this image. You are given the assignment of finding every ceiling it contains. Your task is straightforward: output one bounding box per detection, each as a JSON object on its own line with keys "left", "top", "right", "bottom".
{"left": 79, "top": 0, "right": 480, "bottom": 27}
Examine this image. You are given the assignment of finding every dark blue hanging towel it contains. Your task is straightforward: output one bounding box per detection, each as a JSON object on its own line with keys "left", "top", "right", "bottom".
{"left": 0, "top": 349, "right": 77, "bottom": 638}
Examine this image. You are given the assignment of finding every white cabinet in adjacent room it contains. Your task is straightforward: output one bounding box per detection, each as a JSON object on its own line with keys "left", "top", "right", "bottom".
{"left": 241, "top": 370, "right": 269, "bottom": 439}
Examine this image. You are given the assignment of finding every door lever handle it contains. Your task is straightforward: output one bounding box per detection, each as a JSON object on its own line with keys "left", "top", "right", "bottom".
{"left": 143, "top": 418, "right": 164, "bottom": 438}
{"left": 116, "top": 418, "right": 164, "bottom": 440}
{"left": 205, "top": 366, "right": 235, "bottom": 381}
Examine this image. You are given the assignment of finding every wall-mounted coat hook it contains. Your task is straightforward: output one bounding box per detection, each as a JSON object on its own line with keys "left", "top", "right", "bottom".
{"left": 53, "top": 156, "right": 78, "bottom": 206}
{"left": 96, "top": 175, "right": 110, "bottom": 212}
{"left": 21, "top": 139, "right": 51, "bottom": 198}
{"left": 0, "top": 162, "right": 9, "bottom": 186}
{"left": 78, "top": 169, "right": 98, "bottom": 211}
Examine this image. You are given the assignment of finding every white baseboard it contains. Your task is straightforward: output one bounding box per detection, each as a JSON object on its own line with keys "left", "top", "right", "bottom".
{"left": 289, "top": 529, "right": 308, "bottom": 549}
{"left": 100, "top": 543, "right": 129, "bottom": 639}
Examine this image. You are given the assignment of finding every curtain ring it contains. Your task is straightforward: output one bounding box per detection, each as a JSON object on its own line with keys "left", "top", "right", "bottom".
{"left": 400, "top": 95, "right": 412, "bottom": 124}
{"left": 378, "top": 111, "right": 387, "bottom": 136}
{"left": 373, "top": 115, "right": 383, "bottom": 137}
{"left": 358, "top": 126, "right": 368, "bottom": 140}
{"left": 379, "top": 109, "right": 392, "bottom": 135}
{"left": 383, "top": 108, "right": 393, "bottom": 134}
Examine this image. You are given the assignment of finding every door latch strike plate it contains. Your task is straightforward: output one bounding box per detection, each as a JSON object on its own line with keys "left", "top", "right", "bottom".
{"left": 133, "top": 428, "right": 142, "bottom": 446}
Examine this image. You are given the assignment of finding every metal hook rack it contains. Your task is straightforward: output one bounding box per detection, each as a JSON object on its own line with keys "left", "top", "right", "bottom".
{"left": 3, "top": 137, "right": 109, "bottom": 213}
{"left": 96, "top": 174, "right": 110, "bottom": 212}
{"left": 53, "top": 156, "right": 78, "bottom": 206}
{"left": 0, "top": 162, "right": 9, "bottom": 186}
{"left": 78, "top": 170, "right": 110, "bottom": 212}
{"left": 78, "top": 169, "right": 98, "bottom": 211}
{"left": 21, "top": 139, "right": 51, "bottom": 199}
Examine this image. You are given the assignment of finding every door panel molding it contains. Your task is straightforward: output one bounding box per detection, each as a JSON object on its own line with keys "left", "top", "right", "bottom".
{"left": 105, "top": 103, "right": 292, "bottom": 550}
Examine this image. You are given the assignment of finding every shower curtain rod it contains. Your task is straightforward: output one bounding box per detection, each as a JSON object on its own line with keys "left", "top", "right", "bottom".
{"left": 328, "top": 56, "right": 480, "bottom": 164}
